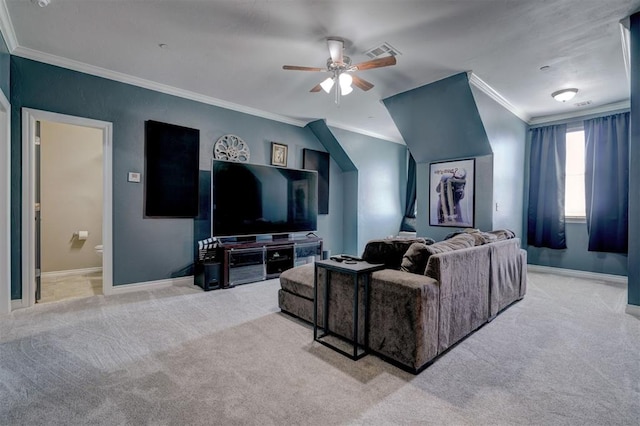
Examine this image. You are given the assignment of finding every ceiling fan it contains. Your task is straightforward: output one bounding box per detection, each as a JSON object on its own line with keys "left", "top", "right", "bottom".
{"left": 282, "top": 37, "right": 397, "bottom": 104}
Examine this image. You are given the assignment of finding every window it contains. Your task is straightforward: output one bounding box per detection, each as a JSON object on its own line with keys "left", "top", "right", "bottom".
{"left": 565, "top": 130, "right": 586, "bottom": 218}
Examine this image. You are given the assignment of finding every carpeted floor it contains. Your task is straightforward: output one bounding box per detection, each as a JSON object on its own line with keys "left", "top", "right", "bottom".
{"left": 0, "top": 271, "right": 638, "bottom": 425}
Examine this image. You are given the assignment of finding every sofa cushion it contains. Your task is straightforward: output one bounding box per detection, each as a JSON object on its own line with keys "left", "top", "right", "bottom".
{"left": 362, "top": 237, "right": 434, "bottom": 270}
{"left": 401, "top": 233, "right": 475, "bottom": 275}
{"left": 279, "top": 263, "right": 315, "bottom": 299}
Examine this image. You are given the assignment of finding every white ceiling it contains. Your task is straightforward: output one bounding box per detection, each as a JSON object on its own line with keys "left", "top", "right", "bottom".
{"left": 2, "top": 0, "right": 639, "bottom": 143}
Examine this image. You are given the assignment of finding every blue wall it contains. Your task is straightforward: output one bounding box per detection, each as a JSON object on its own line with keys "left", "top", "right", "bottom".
{"left": 471, "top": 86, "right": 527, "bottom": 238}
{"left": 527, "top": 222, "right": 628, "bottom": 276}
{"left": 329, "top": 127, "right": 407, "bottom": 254}
{"left": 0, "top": 30, "right": 9, "bottom": 99}
{"left": 8, "top": 56, "right": 405, "bottom": 298}
{"left": 9, "top": 57, "right": 356, "bottom": 297}
{"left": 629, "top": 11, "right": 640, "bottom": 305}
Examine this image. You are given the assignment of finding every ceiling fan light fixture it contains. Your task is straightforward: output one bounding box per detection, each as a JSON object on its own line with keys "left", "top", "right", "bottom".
{"left": 552, "top": 88, "right": 578, "bottom": 102}
{"left": 320, "top": 77, "right": 335, "bottom": 94}
{"left": 339, "top": 73, "right": 353, "bottom": 95}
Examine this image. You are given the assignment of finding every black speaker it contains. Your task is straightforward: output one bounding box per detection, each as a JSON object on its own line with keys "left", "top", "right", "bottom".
{"left": 195, "top": 262, "right": 221, "bottom": 291}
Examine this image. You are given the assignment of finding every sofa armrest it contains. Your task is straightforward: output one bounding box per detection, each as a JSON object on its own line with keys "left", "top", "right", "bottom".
{"left": 368, "top": 269, "right": 440, "bottom": 371}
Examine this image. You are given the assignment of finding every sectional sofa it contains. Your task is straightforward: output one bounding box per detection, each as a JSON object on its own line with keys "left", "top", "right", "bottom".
{"left": 278, "top": 230, "right": 527, "bottom": 373}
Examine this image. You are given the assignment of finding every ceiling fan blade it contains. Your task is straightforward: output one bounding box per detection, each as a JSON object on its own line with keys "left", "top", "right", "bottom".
{"left": 351, "top": 75, "right": 374, "bottom": 91}
{"left": 352, "top": 56, "right": 397, "bottom": 71}
{"left": 283, "top": 65, "right": 325, "bottom": 72}
{"left": 327, "top": 37, "right": 344, "bottom": 65}
{"left": 310, "top": 84, "right": 322, "bottom": 92}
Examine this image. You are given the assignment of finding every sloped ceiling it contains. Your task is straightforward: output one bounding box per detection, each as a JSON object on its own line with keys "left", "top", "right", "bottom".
{"left": 383, "top": 72, "right": 491, "bottom": 162}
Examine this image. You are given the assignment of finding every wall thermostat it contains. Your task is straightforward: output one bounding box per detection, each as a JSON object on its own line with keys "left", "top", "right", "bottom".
{"left": 128, "top": 172, "right": 141, "bottom": 183}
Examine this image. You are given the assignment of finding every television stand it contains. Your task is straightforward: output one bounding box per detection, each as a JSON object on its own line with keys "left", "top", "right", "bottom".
{"left": 219, "top": 236, "right": 322, "bottom": 288}
{"left": 272, "top": 233, "right": 290, "bottom": 241}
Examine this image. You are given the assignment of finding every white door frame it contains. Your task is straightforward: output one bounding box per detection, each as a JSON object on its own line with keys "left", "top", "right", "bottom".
{"left": 21, "top": 108, "right": 113, "bottom": 308}
{"left": 0, "top": 91, "right": 10, "bottom": 315}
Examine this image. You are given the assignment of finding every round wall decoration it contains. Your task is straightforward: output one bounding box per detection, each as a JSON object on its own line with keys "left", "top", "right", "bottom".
{"left": 213, "top": 134, "right": 250, "bottom": 162}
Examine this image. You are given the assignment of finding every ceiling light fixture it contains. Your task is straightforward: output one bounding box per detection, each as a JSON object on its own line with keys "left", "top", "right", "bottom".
{"left": 320, "top": 77, "right": 334, "bottom": 94}
{"left": 32, "top": 0, "right": 50, "bottom": 7}
{"left": 552, "top": 88, "right": 578, "bottom": 102}
{"left": 338, "top": 73, "right": 353, "bottom": 95}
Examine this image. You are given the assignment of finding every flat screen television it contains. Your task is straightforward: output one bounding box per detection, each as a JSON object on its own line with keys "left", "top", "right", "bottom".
{"left": 211, "top": 160, "right": 318, "bottom": 238}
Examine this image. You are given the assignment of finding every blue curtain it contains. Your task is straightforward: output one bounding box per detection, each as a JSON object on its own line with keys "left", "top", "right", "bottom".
{"left": 400, "top": 152, "right": 417, "bottom": 232}
{"left": 584, "top": 113, "right": 630, "bottom": 253}
{"left": 528, "top": 124, "right": 567, "bottom": 249}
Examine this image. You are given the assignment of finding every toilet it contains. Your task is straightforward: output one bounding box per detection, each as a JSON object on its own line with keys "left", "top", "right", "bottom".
{"left": 94, "top": 245, "right": 103, "bottom": 256}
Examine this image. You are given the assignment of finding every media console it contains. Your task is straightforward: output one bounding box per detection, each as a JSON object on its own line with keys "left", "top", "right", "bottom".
{"left": 220, "top": 236, "right": 322, "bottom": 288}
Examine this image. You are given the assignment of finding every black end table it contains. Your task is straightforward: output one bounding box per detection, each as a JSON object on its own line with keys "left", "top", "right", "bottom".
{"left": 313, "top": 259, "right": 385, "bottom": 360}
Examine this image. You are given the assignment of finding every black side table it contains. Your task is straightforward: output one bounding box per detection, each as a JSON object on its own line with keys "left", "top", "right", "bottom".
{"left": 313, "top": 259, "right": 385, "bottom": 360}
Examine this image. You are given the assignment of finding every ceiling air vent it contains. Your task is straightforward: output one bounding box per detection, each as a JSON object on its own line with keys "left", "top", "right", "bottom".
{"left": 364, "top": 42, "right": 401, "bottom": 59}
{"left": 574, "top": 100, "right": 592, "bottom": 107}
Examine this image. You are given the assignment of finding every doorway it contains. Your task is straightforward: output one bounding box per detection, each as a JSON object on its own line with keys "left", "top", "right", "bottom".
{"left": 21, "top": 109, "right": 113, "bottom": 308}
{"left": 38, "top": 121, "right": 104, "bottom": 303}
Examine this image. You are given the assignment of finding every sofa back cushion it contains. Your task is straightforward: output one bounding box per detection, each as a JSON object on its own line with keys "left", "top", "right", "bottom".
{"left": 362, "top": 237, "right": 434, "bottom": 270}
{"left": 400, "top": 233, "right": 475, "bottom": 275}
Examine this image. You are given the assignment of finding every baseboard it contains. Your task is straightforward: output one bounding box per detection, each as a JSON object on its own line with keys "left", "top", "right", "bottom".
{"left": 103, "top": 275, "right": 194, "bottom": 296}
{"left": 11, "top": 299, "right": 26, "bottom": 310}
{"left": 625, "top": 304, "right": 640, "bottom": 318}
{"left": 42, "top": 267, "right": 103, "bottom": 279}
{"left": 527, "top": 264, "right": 628, "bottom": 285}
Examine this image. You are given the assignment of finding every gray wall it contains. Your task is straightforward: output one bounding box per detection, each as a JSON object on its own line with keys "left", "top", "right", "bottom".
{"left": 9, "top": 57, "right": 354, "bottom": 296}
{"left": 329, "top": 128, "right": 407, "bottom": 255}
{"left": 0, "top": 30, "right": 9, "bottom": 99}
{"left": 471, "top": 86, "right": 527, "bottom": 238}
{"left": 629, "top": 11, "right": 640, "bottom": 305}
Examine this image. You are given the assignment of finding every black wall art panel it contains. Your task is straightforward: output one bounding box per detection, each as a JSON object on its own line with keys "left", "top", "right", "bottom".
{"left": 145, "top": 120, "right": 200, "bottom": 217}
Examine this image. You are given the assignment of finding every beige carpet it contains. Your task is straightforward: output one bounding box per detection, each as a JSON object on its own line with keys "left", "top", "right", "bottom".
{"left": 1, "top": 271, "right": 638, "bottom": 425}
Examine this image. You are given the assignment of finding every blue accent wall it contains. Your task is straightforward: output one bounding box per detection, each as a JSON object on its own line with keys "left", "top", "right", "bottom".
{"left": 629, "top": 11, "right": 640, "bottom": 305}
{"left": 9, "top": 57, "right": 346, "bottom": 297}
{"left": 0, "top": 30, "right": 9, "bottom": 99}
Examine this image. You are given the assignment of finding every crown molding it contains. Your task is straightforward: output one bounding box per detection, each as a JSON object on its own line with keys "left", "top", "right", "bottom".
{"left": 467, "top": 71, "right": 530, "bottom": 123}
{"left": 528, "top": 100, "right": 630, "bottom": 126}
{"left": 326, "top": 120, "right": 405, "bottom": 144}
{"left": 13, "top": 46, "right": 311, "bottom": 128}
{"left": 0, "top": 0, "right": 18, "bottom": 51}
{"left": 12, "top": 46, "right": 409, "bottom": 144}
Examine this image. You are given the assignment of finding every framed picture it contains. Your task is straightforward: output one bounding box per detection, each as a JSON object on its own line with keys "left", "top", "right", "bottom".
{"left": 429, "top": 158, "right": 475, "bottom": 227}
{"left": 271, "top": 142, "right": 288, "bottom": 167}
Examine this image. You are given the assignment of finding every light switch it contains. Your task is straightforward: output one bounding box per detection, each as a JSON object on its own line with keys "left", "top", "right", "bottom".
{"left": 128, "top": 172, "right": 141, "bottom": 183}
